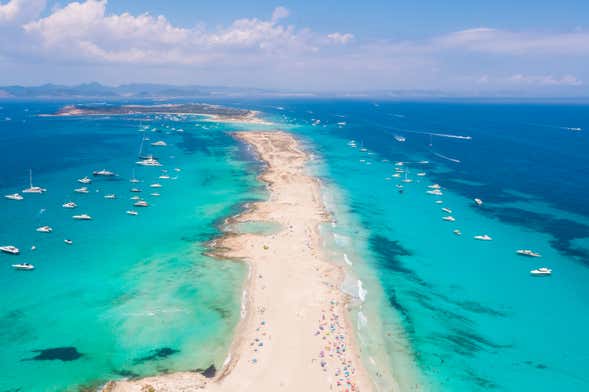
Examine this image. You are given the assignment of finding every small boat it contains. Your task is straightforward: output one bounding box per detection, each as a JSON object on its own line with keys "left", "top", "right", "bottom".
{"left": 130, "top": 177, "right": 141, "bottom": 183}
{"left": 426, "top": 189, "right": 443, "bottom": 196}
{"left": 474, "top": 198, "right": 483, "bottom": 206}
{"left": 133, "top": 200, "right": 149, "bottom": 207}
{"left": 73, "top": 214, "right": 92, "bottom": 220}
{"left": 453, "top": 229, "right": 462, "bottom": 236}
{"left": 62, "top": 201, "right": 77, "bottom": 208}
{"left": 0, "top": 245, "right": 20, "bottom": 255}
{"left": 474, "top": 234, "right": 492, "bottom": 241}
{"left": 530, "top": 267, "right": 552, "bottom": 276}
{"left": 151, "top": 140, "right": 167, "bottom": 147}
{"left": 401, "top": 172, "right": 412, "bottom": 183}
{"left": 442, "top": 216, "right": 456, "bottom": 222}
{"left": 36, "top": 226, "right": 52, "bottom": 233}
{"left": 77, "top": 176, "right": 92, "bottom": 184}
{"left": 442, "top": 208, "right": 453, "bottom": 214}
{"left": 149, "top": 183, "right": 162, "bottom": 188}
{"left": 31, "top": 245, "right": 36, "bottom": 251}
{"left": 12, "top": 263, "right": 34, "bottom": 270}
{"left": 130, "top": 188, "right": 142, "bottom": 193}
{"left": 394, "top": 135, "right": 406, "bottom": 142}
{"left": 136, "top": 156, "right": 162, "bottom": 167}
{"left": 130, "top": 196, "right": 141, "bottom": 200}
{"left": 174, "top": 168, "right": 181, "bottom": 172}
{"left": 22, "top": 169, "right": 46, "bottom": 194}
{"left": 104, "top": 194, "right": 116, "bottom": 199}
{"left": 74, "top": 187, "right": 89, "bottom": 194}
{"left": 126, "top": 210, "right": 139, "bottom": 216}
{"left": 516, "top": 249, "right": 541, "bottom": 258}
{"left": 64, "top": 239, "right": 73, "bottom": 245}
{"left": 93, "top": 169, "right": 116, "bottom": 177}
{"left": 159, "top": 175, "right": 170, "bottom": 180}
{"left": 392, "top": 173, "right": 401, "bottom": 178}
{"left": 417, "top": 172, "right": 426, "bottom": 177}
{"left": 428, "top": 184, "right": 441, "bottom": 189}
{"left": 435, "top": 200, "right": 443, "bottom": 204}
{"left": 5, "top": 193, "right": 24, "bottom": 201}
{"left": 150, "top": 192, "right": 160, "bottom": 197}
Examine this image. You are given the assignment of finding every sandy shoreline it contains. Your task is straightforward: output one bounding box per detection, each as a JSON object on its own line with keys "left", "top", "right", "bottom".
{"left": 106, "top": 131, "right": 376, "bottom": 392}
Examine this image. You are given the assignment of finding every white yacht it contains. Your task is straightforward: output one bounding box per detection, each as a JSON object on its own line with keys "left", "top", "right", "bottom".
{"left": 73, "top": 214, "right": 92, "bottom": 220}
{"left": 78, "top": 176, "right": 92, "bottom": 184}
{"left": 149, "top": 183, "right": 162, "bottom": 188}
{"left": 133, "top": 200, "right": 149, "bottom": 207}
{"left": 12, "top": 263, "right": 34, "bottom": 271}
{"left": 474, "top": 234, "right": 492, "bottom": 241}
{"left": 5, "top": 193, "right": 24, "bottom": 200}
{"left": 0, "top": 245, "right": 20, "bottom": 255}
{"left": 62, "top": 201, "right": 77, "bottom": 208}
{"left": 453, "top": 229, "right": 462, "bottom": 236}
{"left": 394, "top": 135, "right": 406, "bottom": 142}
{"left": 93, "top": 169, "right": 115, "bottom": 177}
{"left": 74, "top": 187, "right": 89, "bottom": 194}
{"left": 442, "top": 216, "right": 456, "bottom": 222}
{"left": 474, "top": 198, "right": 483, "bottom": 206}
{"left": 442, "top": 208, "right": 453, "bottom": 214}
{"left": 104, "top": 194, "right": 116, "bottom": 199}
{"left": 36, "top": 225, "right": 53, "bottom": 233}
{"left": 22, "top": 169, "right": 46, "bottom": 194}
{"left": 126, "top": 210, "right": 139, "bottom": 216}
{"left": 136, "top": 156, "right": 162, "bottom": 167}
{"left": 64, "top": 239, "right": 73, "bottom": 245}
{"left": 516, "top": 249, "right": 541, "bottom": 258}
{"left": 530, "top": 267, "right": 552, "bottom": 276}
{"left": 151, "top": 140, "right": 167, "bottom": 147}
{"left": 426, "top": 189, "right": 443, "bottom": 196}
{"left": 159, "top": 175, "right": 170, "bottom": 180}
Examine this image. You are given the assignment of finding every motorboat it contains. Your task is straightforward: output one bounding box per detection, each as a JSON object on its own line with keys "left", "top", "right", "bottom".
{"left": 530, "top": 267, "right": 552, "bottom": 276}
{"left": 130, "top": 196, "right": 141, "bottom": 200}
{"left": 73, "top": 214, "right": 92, "bottom": 220}
{"left": 442, "top": 208, "right": 453, "bottom": 214}
{"left": 428, "top": 184, "right": 441, "bottom": 189}
{"left": 149, "top": 183, "right": 162, "bottom": 188}
{"left": 93, "top": 169, "right": 116, "bottom": 177}
{"left": 150, "top": 192, "right": 160, "bottom": 197}
{"left": 104, "top": 194, "right": 116, "bottom": 199}
{"left": 74, "top": 187, "right": 89, "bottom": 194}
{"left": 426, "top": 189, "right": 443, "bottom": 196}
{"left": 5, "top": 193, "right": 23, "bottom": 201}
{"left": 62, "top": 201, "right": 77, "bottom": 208}
{"left": 151, "top": 140, "right": 167, "bottom": 147}
{"left": 516, "top": 249, "right": 541, "bottom": 257}
{"left": 36, "top": 226, "right": 52, "bottom": 233}
{"left": 126, "top": 210, "right": 139, "bottom": 216}
{"left": 474, "top": 234, "right": 492, "bottom": 241}
{"left": 394, "top": 135, "right": 406, "bottom": 142}
{"left": 417, "top": 172, "right": 426, "bottom": 177}
{"left": 12, "top": 263, "right": 34, "bottom": 270}
{"left": 474, "top": 198, "right": 483, "bottom": 206}
{"left": 64, "top": 239, "right": 73, "bottom": 245}
{"left": 435, "top": 200, "right": 443, "bottom": 204}
{"left": 453, "top": 229, "right": 462, "bottom": 236}
{"left": 22, "top": 169, "right": 46, "bottom": 194}
{"left": 159, "top": 175, "right": 170, "bottom": 180}
{"left": 136, "top": 156, "right": 162, "bottom": 167}
{"left": 78, "top": 176, "right": 92, "bottom": 184}
{"left": 442, "top": 216, "right": 456, "bottom": 222}
{"left": 133, "top": 200, "right": 149, "bottom": 207}
{"left": 174, "top": 168, "right": 181, "bottom": 172}
{"left": 130, "top": 188, "right": 142, "bottom": 193}
{"left": 0, "top": 245, "right": 20, "bottom": 255}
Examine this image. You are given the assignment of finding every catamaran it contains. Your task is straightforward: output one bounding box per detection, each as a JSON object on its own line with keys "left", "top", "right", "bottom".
{"left": 5, "top": 193, "right": 24, "bottom": 200}
{"left": 93, "top": 169, "right": 115, "bottom": 177}
{"left": 22, "top": 169, "right": 46, "bottom": 194}
{"left": 516, "top": 249, "right": 541, "bottom": 257}
{"left": 0, "top": 245, "right": 20, "bottom": 255}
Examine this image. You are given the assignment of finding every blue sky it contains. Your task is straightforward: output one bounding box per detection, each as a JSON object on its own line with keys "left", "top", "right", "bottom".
{"left": 1, "top": 0, "right": 588, "bottom": 95}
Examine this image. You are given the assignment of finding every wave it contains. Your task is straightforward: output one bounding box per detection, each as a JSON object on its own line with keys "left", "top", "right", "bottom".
{"left": 343, "top": 253, "right": 352, "bottom": 266}
{"left": 357, "top": 280, "right": 367, "bottom": 302}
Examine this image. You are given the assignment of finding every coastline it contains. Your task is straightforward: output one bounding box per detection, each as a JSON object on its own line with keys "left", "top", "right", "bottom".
{"left": 107, "top": 131, "right": 378, "bottom": 391}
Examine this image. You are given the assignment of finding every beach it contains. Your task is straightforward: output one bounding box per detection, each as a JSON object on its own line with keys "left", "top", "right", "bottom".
{"left": 107, "top": 131, "right": 376, "bottom": 391}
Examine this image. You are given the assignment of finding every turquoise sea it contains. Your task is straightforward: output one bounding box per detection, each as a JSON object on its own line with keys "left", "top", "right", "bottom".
{"left": 1, "top": 100, "right": 589, "bottom": 391}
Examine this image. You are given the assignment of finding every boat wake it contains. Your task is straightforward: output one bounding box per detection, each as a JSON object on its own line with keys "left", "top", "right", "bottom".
{"left": 433, "top": 152, "right": 461, "bottom": 163}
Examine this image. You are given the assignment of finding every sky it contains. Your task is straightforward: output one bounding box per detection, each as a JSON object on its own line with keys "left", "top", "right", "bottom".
{"left": 0, "top": 0, "right": 588, "bottom": 95}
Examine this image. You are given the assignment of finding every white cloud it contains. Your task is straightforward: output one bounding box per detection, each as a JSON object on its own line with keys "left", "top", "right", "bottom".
{"left": 327, "top": 32, "right": 354, "bottom": 45}
{"left": 0, "top": 0, "right": 45, "bottom": 24}
{"left": 271, "top": 6, "right": 289, "bottom": 23}
{"left": 509, "top": 74, "right": 583, "bottom": 86}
